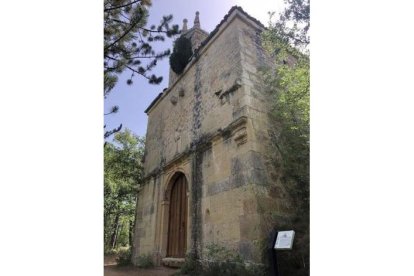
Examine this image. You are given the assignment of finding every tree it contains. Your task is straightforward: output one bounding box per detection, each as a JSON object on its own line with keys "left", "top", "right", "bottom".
{"left": 271, "top": 0, "right": 309, "bottom": 50}
{"left": 104, "top": 0, "right": 180, "bottom": 91}
{"left": 104, "top": 0, "right": 180, "bottom": 138}
{"left": 261, "top": 1, "right": 310, "bottom": 275}
{"left": 104, "top": 129, "right": 145, "bottom": 251}
{"left": 169, "top": 35, "right": 193, "bottom": 74}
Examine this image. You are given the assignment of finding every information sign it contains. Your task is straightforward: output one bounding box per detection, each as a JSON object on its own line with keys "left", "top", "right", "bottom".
{"left": 274, "top": 230, "right": 295, "bottom": 250}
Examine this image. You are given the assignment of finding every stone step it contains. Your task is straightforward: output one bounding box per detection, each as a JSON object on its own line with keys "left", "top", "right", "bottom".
{"left": 162, "top": 257, "right": 185, "bottom": 268}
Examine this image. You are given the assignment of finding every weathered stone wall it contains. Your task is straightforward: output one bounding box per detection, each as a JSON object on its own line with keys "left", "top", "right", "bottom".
{"left": 133, "top": 176, "right": 158, "bottom": 258}
{"left": 236, "top": 13, "right": 296, "bottom": 248}
{"left": 196, "top": 17, "right": 277, "bottom": 259}
{"left": 133, "top": 10, "right": 287, "bottom": 266}
{"left": 143, "top": 17, "right": 245, "bottom": 177}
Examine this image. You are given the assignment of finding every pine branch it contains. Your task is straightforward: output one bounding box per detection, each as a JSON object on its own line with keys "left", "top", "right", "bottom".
{"left": 105, "top": 55, "right": 151, "bottom": 81}
{"left": 104, "top": 124, "right": 123, "bottom": 139}
{"left": 139, "top": 27, "right": 171, "bottom": 34}
{"left": 105, "top": 106, "right": 119, "bottom": 115}
{"left": 126, "top": 55, "right": 157, "bottom": 59}
{"left": 124, "top": 64, "right": 151, "bottom": 80}
{"left": 125, "top": 52, "right": 169, "bottom": 59}
{"left": 104, "top": 0, "right": 142, "bottom": 12}
{"left": 104, "top": 18, "right": 142, "bottom": 51}
{"left": 137, "top": 31, "right": 145, "bottom": 43}
{"left": 110, "top": 18, "right": 129, "bottom": 25}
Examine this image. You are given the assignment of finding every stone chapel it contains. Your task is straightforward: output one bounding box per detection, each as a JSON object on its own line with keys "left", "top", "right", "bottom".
{"left": 132, "top": 6, "right": 289, "bottom": 267}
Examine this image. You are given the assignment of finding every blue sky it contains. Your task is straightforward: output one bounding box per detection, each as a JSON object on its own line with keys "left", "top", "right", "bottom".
{"left": 104, "top": 0, "right": 285, "bottom": 140}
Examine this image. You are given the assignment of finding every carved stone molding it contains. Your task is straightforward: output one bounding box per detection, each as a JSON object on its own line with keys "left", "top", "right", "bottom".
{"left": 233, "top": 127, "right": 247, "bottom": 146}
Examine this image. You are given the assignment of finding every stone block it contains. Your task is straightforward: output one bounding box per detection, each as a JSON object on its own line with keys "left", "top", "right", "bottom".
{"left": 239, "top": 214, "right": 260, "bottom": 240}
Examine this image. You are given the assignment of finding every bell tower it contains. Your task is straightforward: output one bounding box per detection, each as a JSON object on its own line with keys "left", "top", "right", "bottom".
{"left": 168, "top": 12, "right": 209, "bottom": 86}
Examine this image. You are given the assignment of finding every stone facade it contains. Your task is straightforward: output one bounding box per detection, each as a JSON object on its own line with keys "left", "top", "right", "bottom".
{"left": 132, "top": 6, "right": 290, "bottom": 266}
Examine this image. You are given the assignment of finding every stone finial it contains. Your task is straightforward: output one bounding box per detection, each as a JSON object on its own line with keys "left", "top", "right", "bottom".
{"left": 194, "top": 11, "right": 200, "bottom": 28}
{"left": 182, "top": 18, "right": 188, "bottom": 32}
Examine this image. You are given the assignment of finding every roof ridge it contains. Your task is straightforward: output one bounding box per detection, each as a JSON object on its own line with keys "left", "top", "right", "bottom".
{"left": 192, "top": 5, "right": 265, "bottom": 57}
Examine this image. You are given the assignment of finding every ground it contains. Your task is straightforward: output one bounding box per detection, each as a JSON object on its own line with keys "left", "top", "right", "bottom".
{"left": 104, "top": 255, "right": 178, "bottom": 276}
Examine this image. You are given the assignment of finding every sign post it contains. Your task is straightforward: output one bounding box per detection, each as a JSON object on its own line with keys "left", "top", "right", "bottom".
{"left": 268, "top": 229, "right": 295, "bottom": 276}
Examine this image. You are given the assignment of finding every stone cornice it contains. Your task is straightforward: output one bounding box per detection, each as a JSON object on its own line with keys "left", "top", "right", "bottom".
{"left": 142, "top": 116, "right": 248, "bottom": 182}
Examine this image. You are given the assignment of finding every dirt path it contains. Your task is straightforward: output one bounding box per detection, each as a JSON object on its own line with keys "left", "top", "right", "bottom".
{"left": 104, "top": 255, "right": 178, "bottom": 276}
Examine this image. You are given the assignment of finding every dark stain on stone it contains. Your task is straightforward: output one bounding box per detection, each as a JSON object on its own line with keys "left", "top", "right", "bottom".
{"left": 250, "top": 168, "right": 267, "bottom": 185}
{"left": 151, "top": 179, "right": 156, "bottom": 200}
{"left": 231, "top": 157, "right": 247, "bottom": 188}
{"left": 203, "top": 147, "right": 212, "bottom": 168}
{"left": 228, "top": 151, "right": 270, "bottom": 188}
{"left": 207, "top": 178, "right": 231, "bottom": 196}
{"left": 247, "top": 151, "right": 269, "bottom": 186}
{"left": 191, "top": 148, "right": 204, "bottom": 258}
{"left": 269, "top": 185, "right": 285, "bottom": 199}
{"left": 192, "top": 61, "right": 203, "bottom": 139}
{"left": 143, "top": 204, "right": 154, "bottom": 216}
{"left": 232, "top": 106, "right": 247, "bottom": 119}
{"left": 221, "top": 128, "right": 232, "bottom": 141}
{"left": 219, "top": 82, "right": 241, "bottom": 100}
{"left": 238, "top": 240, "right": 253, "bottom": 260}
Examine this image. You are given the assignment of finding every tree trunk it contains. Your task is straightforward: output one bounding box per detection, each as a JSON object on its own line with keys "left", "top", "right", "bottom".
{"left": 104, "top": 212, "right": 111, "bottom": 246}
{"left": 128, "top": 217, "right": 134, "bottom": 247}
{"left": 110, "top": 213, "right": 120, "bottom": 249}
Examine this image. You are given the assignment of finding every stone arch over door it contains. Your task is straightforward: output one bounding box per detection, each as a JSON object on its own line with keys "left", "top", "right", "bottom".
{"left": 165, "top": 172, "right": 188, "bottom": 258}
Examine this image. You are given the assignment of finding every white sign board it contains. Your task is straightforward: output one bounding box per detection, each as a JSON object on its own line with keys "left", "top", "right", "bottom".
{"left": 274, "top": 230, "right": 295, "bottom": 250}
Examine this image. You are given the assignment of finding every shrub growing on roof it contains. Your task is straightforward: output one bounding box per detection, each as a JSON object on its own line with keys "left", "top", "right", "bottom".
{"left": 169, "top": 36, "right": 193, "bottom": 75}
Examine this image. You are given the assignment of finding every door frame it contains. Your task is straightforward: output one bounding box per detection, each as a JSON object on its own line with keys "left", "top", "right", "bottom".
{"left": 162, "top": 171, "right": 189, "bottom": 258}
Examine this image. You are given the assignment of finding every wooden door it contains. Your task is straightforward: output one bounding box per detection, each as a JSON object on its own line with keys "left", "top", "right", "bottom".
{"left": 167, "top": 174, "right": 188, "bottom": 258}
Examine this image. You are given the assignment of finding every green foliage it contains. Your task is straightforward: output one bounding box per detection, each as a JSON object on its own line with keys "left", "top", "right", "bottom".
{"left": 116, "top": 247, "right": 132, "bottom": 266}
{"left": 202, "top": 243, "right": 245, "bottom": 276}
{"left": 104, "top": 129, "right": 145, "bottom": 253}
{"left": 204, "top": 243, "right": 242, "bottom": 263}
{"left": 177, "top": 254, "right": 198, "bottom": 275}
{"left": 104, "top": 0, "right": 180, "bottom": 93}
{"left": 169, "top": 36, "right": 193, "bottom": 74}
{"left": 260, "top": 1, "right": 310, "bottom": 275}
{"left": 269, "top": 0, "right": 310, "bottom": 50}
{"left": 177, "top": 244, "right": 265, "bottom": 276}
{"left": 262, "top": 0, "right": 310, "bottom": 198}
{"left": 136, "top": 253, "right": 154, "bottom": 268}
{"left": 104, "top": 247, "right": 118, "bottom": 255}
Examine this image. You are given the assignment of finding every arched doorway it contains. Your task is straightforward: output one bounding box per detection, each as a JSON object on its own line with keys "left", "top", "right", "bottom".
{"left": 166, "top": 173, "right": 188, "bottom": 258}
